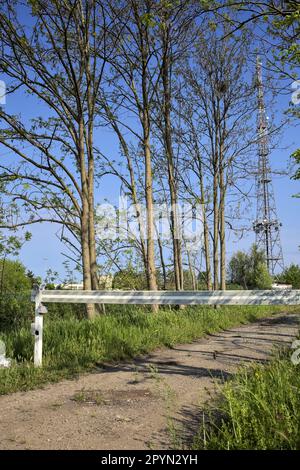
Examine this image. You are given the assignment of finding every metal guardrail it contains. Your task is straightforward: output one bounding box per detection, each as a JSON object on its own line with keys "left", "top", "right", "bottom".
{"left": 30, "top": 287, "right": 300, "bottom": 367}
{"left": 38, "top": 289, "right": 300, "bottom": 305}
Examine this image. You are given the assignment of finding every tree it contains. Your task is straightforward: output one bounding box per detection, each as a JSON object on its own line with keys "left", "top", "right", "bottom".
{"left": 0, "top": 259, "right": 32, "bottom": 330}
{"left": 0, "top": 182, "right": 32, "bottom": 257}
{"left": 280, "top": 264, "right": 300, "bottom": 288}
{"left": 113, "top": 268, "right": 148, "bottom": 290}
{"left": 253, "top": 262, "right": 273, "bottom": 289}
{"left": 1, "top": 185, "right": 32, "bottom": 302}
{"left": 292, "top": 149, "right": 300, "bottom": 204}
{"left": 101, "top": 1, "right": 205, "bottom": 303}
{"left": 228, "top": 250, "right": 250, "bottom": 288}
{"left": 0, "top": 0, "right": 119, "bottom": 318}
{"left": 178, "top": 22, "right": 257, "bottom": 290}
{"left": 208, "top": 2, "right": 300, "bottom": 203}
{"left": 228, "top": 244, "right": 272, "bottom": 289}
{"left": 213, "top": 1, "right": 300, "bottom": 39}
{"left": 101, "top": 0, "right": 161, "bottom": 303}
{"left": 152, "top": 1, "right": 201, "bottom": 292}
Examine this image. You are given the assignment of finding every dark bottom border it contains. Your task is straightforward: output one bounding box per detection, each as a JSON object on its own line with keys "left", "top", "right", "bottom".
{"left": 0, "top": 449, "right": 296, "bottom": 465}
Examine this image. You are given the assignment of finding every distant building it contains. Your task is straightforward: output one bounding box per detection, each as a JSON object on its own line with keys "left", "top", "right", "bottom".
{"left": 59, "top": 275, "right": 113, "bottom": 290}
{"left": 272, "top": 282, "right": 293, "bottom": 290}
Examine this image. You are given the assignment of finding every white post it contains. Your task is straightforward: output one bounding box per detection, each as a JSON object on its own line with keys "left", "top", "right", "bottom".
{"left": 34, "top": 314, "right": 43, "bottom": 367}
{"left": 31, "top": 285, "right": 46, "bottom": 367}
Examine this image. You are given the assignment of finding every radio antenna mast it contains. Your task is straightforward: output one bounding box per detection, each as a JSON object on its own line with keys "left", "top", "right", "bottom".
{"left": 253, "top": 56, "right": 284, "bottom": 276}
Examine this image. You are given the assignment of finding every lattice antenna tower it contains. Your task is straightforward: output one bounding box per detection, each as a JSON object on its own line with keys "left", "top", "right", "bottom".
{"left": 253, "top": 56, "right": 284, "bottom": 276}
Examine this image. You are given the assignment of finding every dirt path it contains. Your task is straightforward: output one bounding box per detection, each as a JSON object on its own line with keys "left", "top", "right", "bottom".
{"left": 0, "top": 313, "right": 299, "bottom": 450}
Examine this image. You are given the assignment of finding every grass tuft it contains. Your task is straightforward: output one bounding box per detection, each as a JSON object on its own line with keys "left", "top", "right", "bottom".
{"left": 192, "top": 347, "right": 300, "bottom": 450}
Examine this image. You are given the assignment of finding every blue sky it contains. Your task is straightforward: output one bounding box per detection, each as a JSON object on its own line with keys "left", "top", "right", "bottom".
{"left": 225, "top": 84, "right": 300, "bottom": 264}
{"left": 0, "top": 7, "right": 299, "bottom": 281}
{"left": 10, "top": 85, "right": 300, "bottom": 281}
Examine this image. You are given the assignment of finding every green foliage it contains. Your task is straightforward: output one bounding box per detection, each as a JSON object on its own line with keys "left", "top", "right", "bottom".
{"left": 280, "top": 264, "right": 300, "bottom": 288}
{"left": 112, "top": 268, "right": 148, "bottom": 290}
{"left": 270, "top": 3, "right": 300, "bottom": 186}
{"left": 0, "top": 187, "right": 32, "bottom": 258}
{"left": 228, "top": 250, "right": 249, "bottom": 288}
{"left": 208, "top": 20, "right": 217, "bottom": 31}
{"left": 0, "top": 259, "right": 31, "bottom": 292}
{"left": 0, "top": 235, "right": 22, "bottom": 257}
{"left": 226, "top": 283, "right": 243, "bottom": 290}
{"left": 0, "top": 229, "right": 31, "bottom": 259}
{"left": 199, "top": 0, "right": 218, "bottom": 11}
{"left": 292, "top": 148, "right": 300, "bottom": 198}
{"left": 26, "top": 270, "right": 41, "bottom": 288}
{"left": 0, "top": 304, "right": 292, "bottom": 395}
{"left": 28, "top": 0, "right": 40, "bottom": 15}
{"left": 228, "top": 244, "right": 272, "bottom": 289}
{"left": 253, "top": 262, "right": 273, "bottom": 289}
{"left": 193, "top": 349, "right": 300, "bottom": 450}
{"left": 140, "top": 12, "right": 156, "bottom": 29}
{"left": 0, "top": 259, "right": 33, "bottom": 330}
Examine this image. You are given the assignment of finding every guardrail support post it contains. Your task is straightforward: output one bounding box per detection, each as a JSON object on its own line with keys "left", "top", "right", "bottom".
{"left": 31, "top": 285, "right": 47, "bottom": 367}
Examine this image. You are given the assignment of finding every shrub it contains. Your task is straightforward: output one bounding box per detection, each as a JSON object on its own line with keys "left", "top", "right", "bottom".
{"left": 253, "top": 262, "right": 273, "bottom": 289}
{"left": 0, "top": 259, "right": 33, "bottom": 330}
{"left": 228, "top": 245, "right": 272, "bottom": 289}
{"left": 280, "top": 264, "right": 300, "bottom": 289}
{"left": 112, "top": 268, "right": 148, "bottom": 290}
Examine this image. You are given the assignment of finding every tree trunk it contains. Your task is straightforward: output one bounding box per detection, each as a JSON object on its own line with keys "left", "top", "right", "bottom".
{"left": 187, "top": 249, "right": 197, "bottom": 290}
{"left": 213, "top": 167, "right": 219, "bottom": 291}
{"left": 199, "top": 163, "right": 212, "bottom": 290}
{"left": 161, "top": 25, "right": 183, "bottom": 293}
{"left": 144, "top": 134, "right": 158, "bottom": 295}
{"left": 219, "top": 153, "right": 226, "bottom": 290}
{"left": 139, "top": 17, "right": 158, "bottom": 312}
{"left": 79, "top": 119, "right": 95, "bottom": 319}
{"left": 81, "top": 207, "right": 95, "bottom": 319}
{"left": 103, "top": 103, "right": 148, "bottom": 278}
{"left": 157, "top": 230, "right": 167, "bottom": 290}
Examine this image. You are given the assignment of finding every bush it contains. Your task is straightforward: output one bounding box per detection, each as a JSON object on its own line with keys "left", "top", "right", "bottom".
{"left": 280, "top": 264, "right": 300, "bottom": 289}
{"left": 228, "top": 245, "right": 272, "bottom": 289}
{"left": 0, "top": 259, "right": 89, "bottom": 330}
{"left": 112, "top": 268, "right": 148, "bottom": 290}
{"left": 0, "top": 259, "right": 33, "bottom": 330}
{"left": 253, "top": 262, "right": 273, "bottom": 289}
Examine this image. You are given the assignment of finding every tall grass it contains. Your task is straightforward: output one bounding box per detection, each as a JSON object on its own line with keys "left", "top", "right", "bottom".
{"left": 0, "top": 305, "right": 297, "bottom": 395}
{"left": 192, "top": 348, "right": 300, "bottom": 450}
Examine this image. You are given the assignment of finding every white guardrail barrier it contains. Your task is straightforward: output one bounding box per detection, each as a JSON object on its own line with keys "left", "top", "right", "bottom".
{"left": 31, "top": 287, "right": 300, "bottom": 367}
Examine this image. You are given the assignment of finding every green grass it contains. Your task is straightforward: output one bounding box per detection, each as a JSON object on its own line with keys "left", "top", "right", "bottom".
{"left": 192, "top": 344, "right": 300, "bottom": 450}
{"left": 0, "top": 305, "right": 298, "bottom": 395}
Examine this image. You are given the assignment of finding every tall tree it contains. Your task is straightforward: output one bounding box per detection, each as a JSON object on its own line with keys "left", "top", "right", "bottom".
{"left": 102, "top": 0, "right": 164, "bottom": 305}
{"left": 154, "top": 1, "right": 200, "bottom": 292}
{"left": 0, "top": 0, "right": 118, "bottom": 318}
{"left": 179, "top": 25, "right": 257, "bottom": 289}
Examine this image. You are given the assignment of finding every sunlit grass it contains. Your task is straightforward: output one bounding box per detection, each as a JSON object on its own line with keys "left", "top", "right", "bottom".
{"left": 192, "top": 345, "right": 300, "bottom": 450}
{"left": 0, "top": 305, "right": 297, "bottom": 395}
